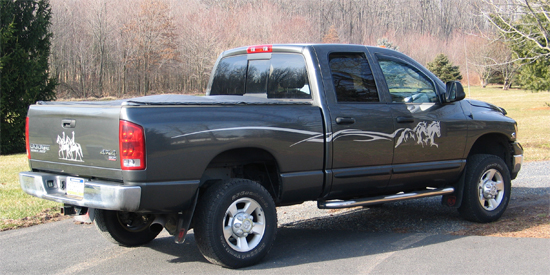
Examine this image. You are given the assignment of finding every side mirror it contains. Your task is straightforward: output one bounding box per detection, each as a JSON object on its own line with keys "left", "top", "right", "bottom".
{"left": 443, "top": 81, "right": 466, "bottom": 103}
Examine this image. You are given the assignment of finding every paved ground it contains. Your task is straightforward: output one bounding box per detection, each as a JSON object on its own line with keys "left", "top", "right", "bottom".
{"left": 1, "top": 161, "right": 548, "bottom": 274}
{"left": 1, "top": 219, "right": 549, "bottom": 274}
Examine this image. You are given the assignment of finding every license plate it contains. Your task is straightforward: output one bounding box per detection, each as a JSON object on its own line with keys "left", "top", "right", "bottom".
{"left": 66, "top": 177, "right": 85, "bottom": 199}
{"left": 21, "top": 175, "right": 36, "bottom": 190}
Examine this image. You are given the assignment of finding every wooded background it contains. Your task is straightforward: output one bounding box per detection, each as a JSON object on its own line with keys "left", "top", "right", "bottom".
{"left": 49, "top": 0, "right": 497, "bottom": 98}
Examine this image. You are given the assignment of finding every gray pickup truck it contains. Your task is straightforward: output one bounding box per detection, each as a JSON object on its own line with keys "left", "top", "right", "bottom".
{"left": 20, "top": 44, "right": 523, "bottom": 268}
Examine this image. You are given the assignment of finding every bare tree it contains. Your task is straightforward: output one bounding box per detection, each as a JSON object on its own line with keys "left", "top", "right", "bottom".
{"left": 323, "top": 25, "right": 340, "bottom": 43}
{"left": 493, "top": 41, "right": 521, "bottom": 89}
{"left": 468, "top": 35, "right": 501, "bottom": 87}
{"left": 123, "top": 0, "right": 178, "bottom": 95}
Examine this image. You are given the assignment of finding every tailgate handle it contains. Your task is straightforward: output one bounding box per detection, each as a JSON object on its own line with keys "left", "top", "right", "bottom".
{"left": 62, "top": 119, "right": 76, "bottom": 128}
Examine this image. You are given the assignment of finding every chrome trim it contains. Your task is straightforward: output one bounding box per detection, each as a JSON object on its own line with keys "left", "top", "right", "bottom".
{"left": 19, "top": 171, "right": 141, "bottom": 211}
{"left": 318, "top": 187, "right": 454, "bottom": 209}
{"left": 512, "top": 154, "right": 523, "bottom": 174}
{"left": 30, "top": 159, "right": 121, "bottom": 171}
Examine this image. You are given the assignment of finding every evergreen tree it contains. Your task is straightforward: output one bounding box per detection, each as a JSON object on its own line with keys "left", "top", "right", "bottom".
{"left": 427, "top": 54, "right": 463, "bottom": 83}
{"left": 1, "top": 0, "right": 57, "bottom": 154}
{"left": 376, "top": 38, "right": 399, "bottom": 51}
{"left": 486, "top": 0, "right": 549, "bottom": 91}
{"left": 517, "top": 59, "right": 550, "bottom": 92}
{"left": 507, "top": 3, "right": 549, "bottom": 92}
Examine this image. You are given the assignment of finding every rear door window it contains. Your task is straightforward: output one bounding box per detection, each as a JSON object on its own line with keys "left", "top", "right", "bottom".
{"left": 210, "top": 53, "right": 311, "bottom": 99}
{"left": 328, "top": 53, "right": 379, "bottom": 102}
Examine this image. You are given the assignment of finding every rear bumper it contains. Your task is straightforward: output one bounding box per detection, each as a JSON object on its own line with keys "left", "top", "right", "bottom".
{"left": 20, "top": 171, "right": 200, "bottom": 213}
{"left": 20, "top": 171, "right": 141, "bottom": 211}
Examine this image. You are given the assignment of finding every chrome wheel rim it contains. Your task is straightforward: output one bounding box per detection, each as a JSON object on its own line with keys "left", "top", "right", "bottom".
{"left": 477, "top": 168, "right": 505, "bottom": 211}
{"left": 223, "top": 197, "right": 266, "bottom": 252}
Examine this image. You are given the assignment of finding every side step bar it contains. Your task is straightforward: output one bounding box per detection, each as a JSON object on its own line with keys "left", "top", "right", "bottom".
{"left": 318, "top": 187, "right": 454, "bottom": 209}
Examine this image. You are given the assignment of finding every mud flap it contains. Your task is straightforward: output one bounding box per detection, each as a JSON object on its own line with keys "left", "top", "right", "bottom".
{"left": 442, "top": 168, "right": 466, "bottom": 208}
{"left": 174, "top": 190, "right": 199, "bottom": 244}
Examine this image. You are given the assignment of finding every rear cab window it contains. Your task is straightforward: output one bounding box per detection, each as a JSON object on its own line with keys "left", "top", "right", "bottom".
{"left": 209, "top": 53, "right": 311, "bottom": 100}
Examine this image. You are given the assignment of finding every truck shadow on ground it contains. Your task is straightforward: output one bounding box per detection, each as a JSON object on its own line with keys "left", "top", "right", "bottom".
{"left": 145, "top": 228, "right": 467, "bottom": 270}
{"left": 144, "top": 195, "right": 462, "bottom": 268}
{"left": 145, "top": 186, "right": 548, "bottom": 269}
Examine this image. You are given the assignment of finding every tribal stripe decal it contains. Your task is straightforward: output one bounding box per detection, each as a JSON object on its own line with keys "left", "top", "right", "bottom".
{"left": 171, "top": 121, "right": 441, "bottom": 148}
{"left": 171, "top": 126, "right": 320, "bottom": 139}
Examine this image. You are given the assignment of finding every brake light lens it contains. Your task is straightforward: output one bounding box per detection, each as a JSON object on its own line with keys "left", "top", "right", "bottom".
{"left": 26, "top": 117, "right": 30, "bottom": 159}
{"left": 119, "top": 120, "right": 146, "bottom": 170}
{"left": 247, "top": 44, "right": 272, "bottom": 53}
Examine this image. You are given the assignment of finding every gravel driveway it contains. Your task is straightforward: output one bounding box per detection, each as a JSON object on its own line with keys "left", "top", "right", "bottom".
{"left": 276, "top": 161, "right": 549, "bottom": 236}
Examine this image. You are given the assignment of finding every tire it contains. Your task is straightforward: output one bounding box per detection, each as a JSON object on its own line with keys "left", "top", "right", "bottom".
{"left": 94, "top": 209, "right": 160, "bottom": 247}
{"left": 458, "top": 154, "right": 511, "bottom": 223}
{"left": 194, "top": 178, "right": 277, "bottom": 268}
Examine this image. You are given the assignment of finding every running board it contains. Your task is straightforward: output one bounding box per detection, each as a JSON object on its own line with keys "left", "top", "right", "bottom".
{"left": 318, "top": 187, "right": 454, "bottom": 209}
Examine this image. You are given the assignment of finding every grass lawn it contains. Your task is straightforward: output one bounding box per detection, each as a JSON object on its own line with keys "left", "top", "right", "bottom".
{"left": 0, "top": 154, "right": 60, "bottom": 230}
{"left": 466, "top": 85, "right": 550, "bottom": 162}
{"left": 1, "top": 86, "right": 548, "bottom": 230}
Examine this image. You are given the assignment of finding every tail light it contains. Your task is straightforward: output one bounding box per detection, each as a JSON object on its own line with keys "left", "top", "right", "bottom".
{"left": 119, "top": 120, "right": 146, "bottom": 170}
{"left": 247, "top": 44, "right": 272, "bottom": 53}
{"left": 26, "top": 117, "right": 30, "bottom": 159}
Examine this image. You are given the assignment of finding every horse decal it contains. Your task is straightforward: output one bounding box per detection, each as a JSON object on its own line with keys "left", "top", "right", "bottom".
{"left": 394, "top": 121, "right": 441, "bottom": 148}
{"left": 56, "top": 131, "right": 84, "bottom": 162}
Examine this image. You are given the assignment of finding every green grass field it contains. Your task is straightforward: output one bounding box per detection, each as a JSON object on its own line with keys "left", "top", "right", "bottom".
{"left": 466, "top": 85, "right": 550, "bottom": 162}
{"left": 0, "top": 154, "right": 60, "bottom": 230}
{"left": 1, "top": 86, "right": 548, "bottom": 229}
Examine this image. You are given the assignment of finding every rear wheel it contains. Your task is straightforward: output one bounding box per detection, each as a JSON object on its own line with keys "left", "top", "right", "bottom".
{"left": 458, "top": 154, "right": 511, "bottom": 223}
{"left": 194, "top": 178, "right": 277, "bottom": 268}
{"left": 94, "top": 209, "right": 160, "bottom": 246}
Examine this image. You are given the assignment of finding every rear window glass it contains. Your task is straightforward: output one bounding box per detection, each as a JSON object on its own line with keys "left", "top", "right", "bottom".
{"left": 210, "top": 53, "right": 311, "bottom": 99}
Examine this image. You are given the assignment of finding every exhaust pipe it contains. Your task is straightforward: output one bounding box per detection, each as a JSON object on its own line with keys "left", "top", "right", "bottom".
{"left": 149, "top": 215, "right": 166, "bottom": 233}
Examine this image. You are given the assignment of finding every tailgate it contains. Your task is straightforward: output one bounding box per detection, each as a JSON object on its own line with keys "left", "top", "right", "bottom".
{"left": 27, "top": 103, "right": 122, "bottom": 179}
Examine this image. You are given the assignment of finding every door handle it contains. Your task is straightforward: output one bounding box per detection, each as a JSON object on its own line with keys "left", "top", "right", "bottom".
{"left": 396, "top": 117, "right": 414, "bottom": 123}
{"left": 336, "top": 117, "right": 355, "bottom": 125}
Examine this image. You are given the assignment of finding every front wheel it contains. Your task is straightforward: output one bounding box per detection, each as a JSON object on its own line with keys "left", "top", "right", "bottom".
{"left": 194, "top": 178, "right": 277, "bottom": 268}
{"left": 458, "top": 154, "right": 511, "bottom": 223}
{"left": 94, "top": 209, "right": 160, "bottom": 247}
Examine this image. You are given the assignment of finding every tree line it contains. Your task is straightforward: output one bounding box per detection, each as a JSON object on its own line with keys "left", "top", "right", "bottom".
{"left": 49, "top": 0, "right": 492, "bottom": 98}
{"left": 2, "top": 0, "right": 548, "bottom": 154}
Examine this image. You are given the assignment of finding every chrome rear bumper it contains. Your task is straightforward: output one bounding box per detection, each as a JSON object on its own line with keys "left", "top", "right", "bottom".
{"left": 20, "top": 171, "right": 141, "bottom": 212}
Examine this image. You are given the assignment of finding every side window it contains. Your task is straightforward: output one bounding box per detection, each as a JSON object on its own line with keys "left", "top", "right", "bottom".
{"left": 378, "top": 59, "right": 437, "bottom": 103}
{"left": 329, "top": 53, "right": 379, "bottom": 102}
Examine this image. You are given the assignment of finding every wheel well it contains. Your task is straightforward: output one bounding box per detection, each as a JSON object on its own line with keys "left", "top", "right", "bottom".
{"left": 200, "top": 148, "right": 281, "bottom": 203}
{"left": 468, "top": 134, "right": 513, "bottom": 173}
